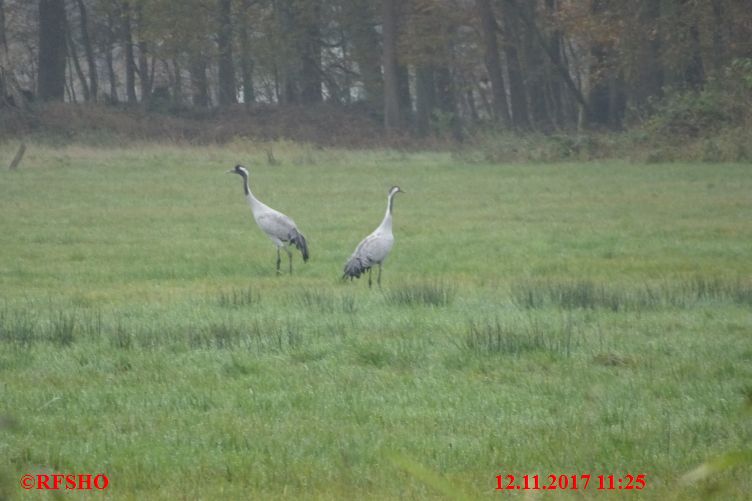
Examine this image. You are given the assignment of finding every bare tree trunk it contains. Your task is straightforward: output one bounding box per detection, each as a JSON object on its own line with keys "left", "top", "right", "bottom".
{"left": 476, "top": 79, "right": 493, "bottom": 119}
{"left": 476, "top": 0, "right": 510, "bottom": 125}
{"left": 105, "top": 12, "right": 118, "bottom": 103}
{"left": 299, "top": 0, "right": 322, "bottom": 103}
{"left": 322, "top": 69, "right": 343, "bottom": 103}
{"left": 435, "top": 65, "right": 462, "bottom": 139}
{"left": 65, "top": 15, "right": 90, "bottom": 101}
{"left": 586, "top": 0, "right": 625, "bottom": 128}
{"left": 709, "top": 0, "right": 728, "bottom": 74}
{"left": 544, "top": 0, "right": 564, "bottom": 127}
{"left": 499, "top": 8, "right": 530, "bottom": 129}
{"left": 628, "top": 0, "right": 663, "bottom": 109}
{"left": 239, "top": 0, "right": 255, "bottom": 104}
{"left": 272, "top": 61, "right": 280, "bottom": 103}
{"left": 684, "top": 23, "right": 704, "bottom": 89}
{"left": 299, "top": 37, "right": 321, "bottom": 103}
{"left": 190, "top": 54, "right": 209, "bottom": 107}
{"left": 149, "top": 56, "right": 156, "bottom": 93}
{"left": 239, "top": 41, "right": 255, "bottom": 105}
{"left": 171, "top": 57, "right": 183, "bottom": 106}
{"left": 0, "top": 0, "right": 6, "bottom": 53}
{"left": 504, "top": 0, "right": 589, "bottom": 121}
{"left": 0, "top": 0, "right": 7, "bottom": 104}
{"left": 75, "top": 0, "right": 97, "bottom": 100}
{"left": 522, "top": 1, "right": 549, "bottom": 129}
{"left": 122, "top": 1, "right": 137, "bottom": 103}
{"left": 282, "top": 78, "right": 297, "bottom": 104}
{"left": 276, "top": 0, "right": 298, "bottom": 104}
{"left": 137, "top": 42, "right": 150, "bottom": 100}
{"left": 397, "top": 64, "right": 412, "bottom": 124}
{"left": 608, "top": 74, "right": 626, "bottom": 127}
{"left": 38, "top": 0, "right": 67, "bottom": 101}
{"left": 382, "top": 0, "right": 401, "bottom": 129}
{"left": 588, "top": 45, "right": 610, "bottom": 126}
{"left": 66, "top": 57, "right": 76, "bottom": 102}
{"left": 415, "top": 65, "right": 435, "bottom": 136}
{"left": 135, "top": 6, "right": 151, "bottom": 103}
{"left": 217, "top": 0, "right": 236, "bottom": 105}
{"left": 337, "top": 31, "right": 351, "bottom": 103}
{"left": 435, "top": 66, "right": 455, "bottom": 114}
{"left": 105, "top": 46, "right": 118, "bottom": 103}
{"left": 346, "top": 0, "right": 383, "bottom": 111}
{"left": 465, "top": 89, "right": 479, "bottom": 122}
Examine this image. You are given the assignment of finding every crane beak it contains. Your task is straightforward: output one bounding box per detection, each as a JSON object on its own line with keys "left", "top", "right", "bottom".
{"left": 225, "top": 169, "right": 235, "bottom": 174}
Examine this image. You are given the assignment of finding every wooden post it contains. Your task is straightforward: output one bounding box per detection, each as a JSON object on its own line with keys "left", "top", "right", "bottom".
{"left": 8, "top": 143, "right": 25, "bottom": 170}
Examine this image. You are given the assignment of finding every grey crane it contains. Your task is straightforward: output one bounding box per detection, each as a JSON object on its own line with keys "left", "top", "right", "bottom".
{"left": 342, "top": 186, "right": 404, "bottom": 287}
{"left": 226, "top": 165, "right": 309, "bottom": 274}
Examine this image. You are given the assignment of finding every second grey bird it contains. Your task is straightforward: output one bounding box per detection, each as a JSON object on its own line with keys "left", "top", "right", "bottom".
{"left": 226, "top": 165, "right": 309, "bottom": 274}
{"left": 343, "top": 186, "right": 404, "bottom": 287}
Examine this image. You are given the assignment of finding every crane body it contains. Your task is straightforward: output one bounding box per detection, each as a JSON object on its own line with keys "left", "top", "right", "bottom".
{"left": 227, "top": 165, "right": 309, "bottom": 274}
{"left": 343, "top": 186, "right": 404, "bottom": 287}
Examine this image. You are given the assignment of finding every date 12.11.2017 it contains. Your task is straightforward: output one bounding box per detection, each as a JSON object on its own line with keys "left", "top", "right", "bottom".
{"left": 495, "top": 474, "right": 647, "bottom": 491}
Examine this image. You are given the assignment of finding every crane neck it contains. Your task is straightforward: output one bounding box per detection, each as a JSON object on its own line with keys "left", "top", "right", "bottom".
{"left": 378, "top": 191, "right": 396, "bottom": 232}
{"left": 241, "top": 174, "right": 263, "bottom": 213}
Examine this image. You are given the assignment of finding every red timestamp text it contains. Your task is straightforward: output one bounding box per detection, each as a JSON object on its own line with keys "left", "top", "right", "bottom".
{"left": 495, "top": 473, "right": 646, "bottom": 491}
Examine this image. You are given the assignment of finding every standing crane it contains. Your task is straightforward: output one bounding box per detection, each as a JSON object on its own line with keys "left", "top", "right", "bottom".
{"left": 226, "top": 165, "right": 309, "bottom": 274}
{"left": 342, "top": 186, "right": 404, "bottom": 287}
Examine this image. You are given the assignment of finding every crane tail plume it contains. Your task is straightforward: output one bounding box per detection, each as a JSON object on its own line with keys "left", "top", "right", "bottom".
{"left": 342, "top": 257, "right": 368, "bottom": 280}
{"left": 290, "top": 229, "right": 309, "bottom": 262}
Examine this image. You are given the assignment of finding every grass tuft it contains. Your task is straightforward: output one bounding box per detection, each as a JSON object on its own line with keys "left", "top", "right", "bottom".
{"left": 593, "top": 352, "right": 636, "bottom": 367}
{"left": 297, "top": 289, "right": 358, "bottom": 314}
{"left": 385, "top": 282, "right": 456, "bottom": 307}
{"left": 48, "top": 310, "right": 77, "bottom": 346}
{"left": 297, "top": 289, "right": 337, "bottom": 313}
{"left": 513, "top": 280, "right": 624, "bottom": 311}
{"left": 464, "top": 316, "right": 578, "bottom": 357}
{"left": 0, "top": 308, "right": 37, "bottom": 347}
{"left": 464, "top": 318, "right": 543, "bottom": 356}
{"left": 681, "top": 276, "right": 752, "bottom": 306}
{"left": 513, "top": 277, "right": 752, "bottom": 311}
{"left": 187, "top": 319, "right": 303, "bottom": 353}
{"left": 111, "top": 322, "right": 133, "bottom": 350}
{"left": 217, "top": 286, "right": 260, "bottom": 308}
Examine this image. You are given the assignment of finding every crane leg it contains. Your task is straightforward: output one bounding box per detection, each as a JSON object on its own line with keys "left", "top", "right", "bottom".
{"left": 377, "top": 263, "right": 382, "bottom": 288}
{"left": 285, "top": 248, "right": 293, "bottom": 274}
{"left": 368, "top": 268, "right": 372, "bottom": 288}
{"left": 276, "top": 248, "right": 281, "bottom": 274}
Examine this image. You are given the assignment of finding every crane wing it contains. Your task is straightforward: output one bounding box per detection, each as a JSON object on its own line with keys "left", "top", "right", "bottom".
{"left": 255, "top": 210, "right": 297, "bottom": 241}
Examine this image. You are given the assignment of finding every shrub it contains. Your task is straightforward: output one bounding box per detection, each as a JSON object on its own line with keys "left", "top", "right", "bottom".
{"left": 646, "top": 59, "right": 752, "bottom": 138}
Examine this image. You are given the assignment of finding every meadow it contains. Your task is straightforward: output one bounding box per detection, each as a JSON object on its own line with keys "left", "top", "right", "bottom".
{"left": 0, "top": 142, "right": 750, "bottom": 499}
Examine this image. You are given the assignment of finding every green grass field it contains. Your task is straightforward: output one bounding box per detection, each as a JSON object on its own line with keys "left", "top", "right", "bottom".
{"left": 1, "top": 142, "right": 750, "bottom": 499}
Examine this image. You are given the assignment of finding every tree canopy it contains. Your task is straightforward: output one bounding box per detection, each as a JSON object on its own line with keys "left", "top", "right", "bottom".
{"left": 1, "top": 0, "right": 750, "bottom": 133}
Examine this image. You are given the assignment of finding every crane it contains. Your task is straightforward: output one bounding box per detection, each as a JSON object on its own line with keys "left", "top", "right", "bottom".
{"left": 342, "top": 186, "right": 404, "bottom": 287}
{"left": 226, "top": 165, "right": 309, "bottom": 274}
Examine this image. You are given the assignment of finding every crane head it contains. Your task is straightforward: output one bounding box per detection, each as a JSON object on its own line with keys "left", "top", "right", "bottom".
{"left": 389, "top": 186, "right": 404, "bottom": 195}
{"left": 226, "top": 165, "right": 249, "bottom": 177}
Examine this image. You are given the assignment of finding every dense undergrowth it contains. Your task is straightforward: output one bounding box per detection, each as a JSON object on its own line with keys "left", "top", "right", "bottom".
{"left": 2, "top": 60, "right": 750, "bottom": 162}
